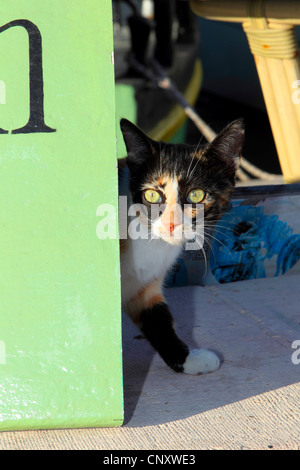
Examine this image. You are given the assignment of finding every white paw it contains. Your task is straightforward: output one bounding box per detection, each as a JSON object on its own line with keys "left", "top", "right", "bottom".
{"left": 183, "top": 348, "right": 220, "bottom": 375}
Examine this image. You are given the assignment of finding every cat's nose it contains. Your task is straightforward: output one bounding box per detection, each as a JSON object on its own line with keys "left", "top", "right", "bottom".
{"left": 163, "top": 222, "right": 179, "bottom": 233}
{"left": 161, "top": 207, "right": 182, "bottom": 234}
{"left": 169, "top": 223, "right": 176, "bottom": 233}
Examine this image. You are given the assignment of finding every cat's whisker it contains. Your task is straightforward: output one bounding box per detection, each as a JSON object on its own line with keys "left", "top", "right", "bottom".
{"left": 187, "top": 135, "right": 204, "bottom": 179}
{"left": 189, "top": 232, "right": 209, "bottom": 278}
{"left": 203, "top": 236, "right": 218, "bottom": 264}
{"left": 207, "top": 224, "right": 246, "bottom": 241}
{"left": 204, "top": 232, "right": 235, "bottom": 260}
{"left": 206, "top": 214, "right": 245, "bottom": 228}
{"left": 187, "top": 157, "right": 202, "bottom": 183}
{"left": 205, "top": 219, "right": 245, "bottom": 234}
{"left": 201, "top": 246, "right": 208, "bottom": 279}
{"left": 146, "top": 236, "right": 155, "bottom": 246}
{"left": 206, "top": 226, "right": 238, "bottom": 242}
{"left": 187, "top": 150, "right": 197, "bottom": 180}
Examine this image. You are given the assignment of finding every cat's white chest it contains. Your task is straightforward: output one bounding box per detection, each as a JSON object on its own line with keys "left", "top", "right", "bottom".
{"left": 120, "top": 236, "right": 181, "bottom": 303}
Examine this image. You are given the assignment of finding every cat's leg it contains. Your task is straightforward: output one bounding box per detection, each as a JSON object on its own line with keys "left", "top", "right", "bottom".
{"left": 125, "top": 279, "right": 220, "bottom": 374}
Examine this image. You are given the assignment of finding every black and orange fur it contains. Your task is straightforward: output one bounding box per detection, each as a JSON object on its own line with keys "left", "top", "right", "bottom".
{"left": 119, "top": 118, "right": 244, "bottom": 374}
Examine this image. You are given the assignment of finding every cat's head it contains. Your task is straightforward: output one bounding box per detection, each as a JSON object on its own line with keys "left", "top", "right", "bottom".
{"left": 120, "top": 118, "right": 244, "bottom": 247}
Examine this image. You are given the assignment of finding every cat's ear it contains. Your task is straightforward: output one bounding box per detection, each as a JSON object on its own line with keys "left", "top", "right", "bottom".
{"left": 120, "top": 119, "right": 156, "bottom": 164}
{"left": 204, "top": 119, "right": 245, "bottom": 175}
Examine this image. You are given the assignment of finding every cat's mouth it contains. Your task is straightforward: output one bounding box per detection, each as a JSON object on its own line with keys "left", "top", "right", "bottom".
{"left": 155, "top": 223, "right": 196, "bottom": 246}
{"left": 135, "top": 203, "right": 203, "bottom": 247}
{"left": 161, "top": 231, "right": 183, "bottom": 246}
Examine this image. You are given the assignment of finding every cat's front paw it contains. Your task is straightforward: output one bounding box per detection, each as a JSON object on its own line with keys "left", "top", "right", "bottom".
{"left": 183, "top": 348, "right": 220, "bottom": 375}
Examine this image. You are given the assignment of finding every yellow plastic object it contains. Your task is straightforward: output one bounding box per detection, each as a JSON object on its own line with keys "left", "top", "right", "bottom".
{"left": 191, "top": 0, "right": 300, "bottom": 182}
{"left": 190, "top": 0, "right": 300, "bottom": 25}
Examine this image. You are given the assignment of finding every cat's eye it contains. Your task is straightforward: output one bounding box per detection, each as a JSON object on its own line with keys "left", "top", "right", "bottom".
{"left": 144, "top": 189, "right": 162, "bottom": 204}
{"left": 187, "top": 189, "right": 206, "bottom": 204}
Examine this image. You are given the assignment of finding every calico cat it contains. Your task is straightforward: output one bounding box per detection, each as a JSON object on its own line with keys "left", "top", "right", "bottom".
{"left": 119, "top": 118, "right": 244, "bottom": 374}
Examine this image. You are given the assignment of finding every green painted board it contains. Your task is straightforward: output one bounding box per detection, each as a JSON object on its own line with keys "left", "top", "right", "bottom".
{"left": 115, "top": 84, "right": 137, "bottom": 160}
{"left": 0, "top": 0, "right": 123, "bottom": 430}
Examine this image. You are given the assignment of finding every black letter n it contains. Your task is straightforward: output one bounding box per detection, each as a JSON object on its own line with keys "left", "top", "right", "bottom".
{"left": 0, "top": 19, "right": 56, "bottom": 134}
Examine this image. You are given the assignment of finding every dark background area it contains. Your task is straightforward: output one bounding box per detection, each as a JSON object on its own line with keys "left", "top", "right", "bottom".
{"left": 186, "top": 90, "right": 282, "bottom": 175}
